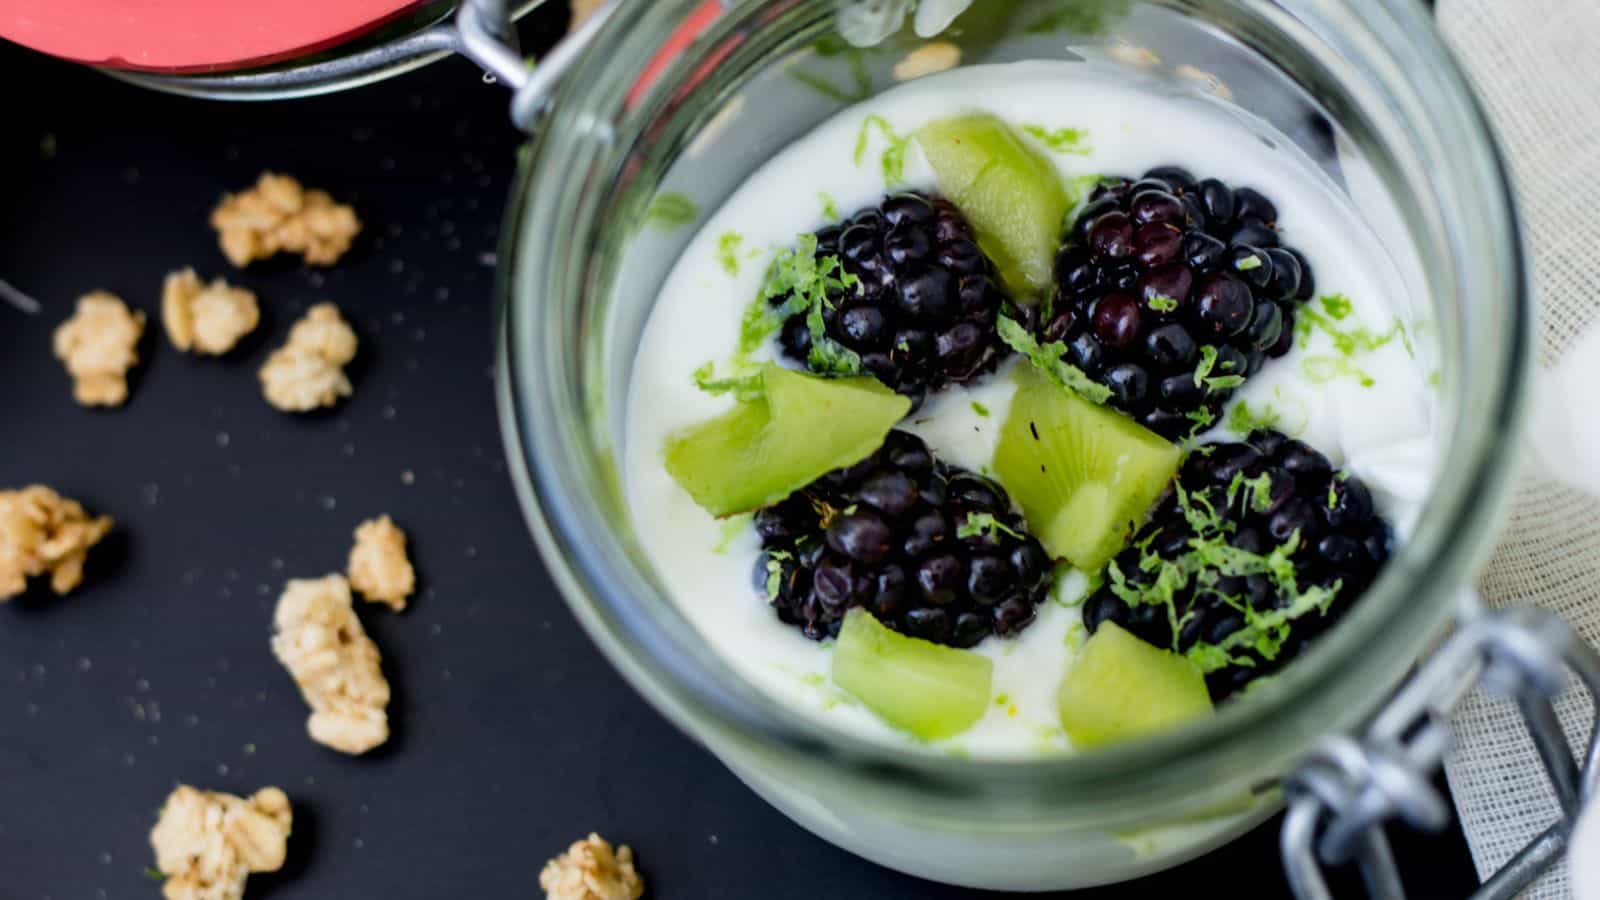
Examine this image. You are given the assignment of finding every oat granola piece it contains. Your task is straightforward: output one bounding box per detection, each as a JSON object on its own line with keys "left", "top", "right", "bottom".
{"left": 347, "top": 515, "right": 416, "bottom": 612}
{"left": 539, "top": 833, "right": 645, "bottom": 900}
{"left": 0, "top": 485, "right": 113, "bottom": 600}
{"left": 270, "top": 574, "right": 390, "bottom": 754}
{"left": 893, "top": 41, "right": 962, "bottom": 81}
{"left": 258, "top": 303, "right": 358, "bottom": 413}
{"left": 161, "top": 268, "right": 260, "bottom": 355}
{"left": 52, "top": 291, "right": 145, "bottom": 407}
{"left": 210, "top": 172, "right": 361, "bottom": 267}
{"left": 149, "top": 784, "right": 292, "bottom": 900}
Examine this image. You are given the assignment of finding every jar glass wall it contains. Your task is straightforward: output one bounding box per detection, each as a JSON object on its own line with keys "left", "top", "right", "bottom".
{"left": 498, "top": 0, "right": 1527, "bottom": 887}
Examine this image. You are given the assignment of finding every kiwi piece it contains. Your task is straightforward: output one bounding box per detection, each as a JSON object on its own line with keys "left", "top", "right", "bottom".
{"left": 662, "top": 364, "right": 910, "bottom": 517}
{"left": 832, "top": 608, "right": 993, "bottom": 740}
{"left": 995, "top": 366, "right": 1181, "bottom": 569}
{"left": 916, "top": 113, "right": 1071, "bottom": 299}
{"left": 1057, "top": 622, "right": 1214, "bottom": 748}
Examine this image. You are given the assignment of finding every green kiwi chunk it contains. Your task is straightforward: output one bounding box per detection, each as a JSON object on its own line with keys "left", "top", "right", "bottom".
{"left": 663, "top": 364, "right": 910, "bottom": 517}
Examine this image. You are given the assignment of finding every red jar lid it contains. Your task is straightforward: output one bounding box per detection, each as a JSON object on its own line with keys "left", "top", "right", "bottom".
{"left": 0, "top": 0, "right": 423, "bottom": 72}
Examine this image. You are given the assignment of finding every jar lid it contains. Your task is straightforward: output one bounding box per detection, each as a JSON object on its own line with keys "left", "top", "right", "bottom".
{"left": 2, "top": 0, "right": 422, "bottom": 72}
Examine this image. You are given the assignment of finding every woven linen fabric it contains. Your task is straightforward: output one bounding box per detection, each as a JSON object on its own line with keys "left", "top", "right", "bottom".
{"left": 1436, "top": 0, "right": 1600, "bottom": 896}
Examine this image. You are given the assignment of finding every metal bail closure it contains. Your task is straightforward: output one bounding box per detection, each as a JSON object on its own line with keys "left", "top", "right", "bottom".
{"left": 455, "top": 0, "right": 623, "bottom": 131}
{"left": 457, "top": 0, "right": 731, "bottom": 132}
{"left": 1281, "top": 607, "right": 1600, "bottom": 900}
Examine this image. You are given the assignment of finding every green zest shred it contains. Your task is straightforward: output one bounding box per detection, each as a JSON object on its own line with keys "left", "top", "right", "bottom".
{"left": 997, "top": 314, "right": 1114, "bottom": 404}
{"left": 1294, "top": 293, "right": 1414, "bottom": 387}
{"left": 646, "top": 192, "right": 698, "bottom": 231}
{"left": 971, "top": 400, "right": 990, "bottom": 417}
{"left": 1147, "top": 293, "right": 1179, "bottom": 313}
{"left": 1303, "top": 355, "right": 1376, "bottom": 388}
{"left": 1022, "top": 124, "right": 1091, "bottom": 155}
{"left": 957, "top": 511, "right": 1024, "bottom": 541}
{"left": 1225, "top": 399, "right": 1282, "bottom": 435}
{"left": 1193, "top": 345, "right": 1218, "bottom": 386}
{"left": 854, "top": 115, "right": 911, "bottom": 186}
{"left": 1319, "top": 293, "right": 1353, "bottom": 319}
{"left": 1105, "top": 481, "right": 1344, "bottom": 673}
{"left": 691, "top": 361, "right": 764, "bottom": 401}
{"left": 1193, "top": 344, "right": 1244, "bottom": 392}
{"left": 807, "top": 338, "right": 865, "bottom": 375}
{"left": 736, "top": 234, "right": 862, "bottom": 371}
{"left": 1237, "top": 255, "right": 1262, "bottom": 271}
{"left": 819, "top": 191, "right": 841, "bottom": 222}
{"left": 1225, "top": 471, "right": 1275, "bottom": 515}
{"left": 716, "top": 232, "right": 744, "bottom": 277}
{"left": 763, "top": 550, "right": 793, "bottom": 600}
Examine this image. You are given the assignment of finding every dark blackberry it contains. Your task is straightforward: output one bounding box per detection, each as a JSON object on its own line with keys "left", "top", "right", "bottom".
{"left": 1081, "top": 429, "right": 1392, "bottom": 701}
{"left": 1040, "top": 169, "right": 1319, "bottom": 441}
{"left": 772, "top": 193, "right": 1012, "bottom": 402}
{"left": 755, "top": 430, "right": 1053, "bottom": 647}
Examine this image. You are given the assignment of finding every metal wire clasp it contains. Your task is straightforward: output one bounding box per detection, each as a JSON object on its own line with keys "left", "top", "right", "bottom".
{"left": 455, "top": 0, "right": 624, "bottom": 131}
{"left": 1281, "top": 608, "right": 1600, "bottom": 899}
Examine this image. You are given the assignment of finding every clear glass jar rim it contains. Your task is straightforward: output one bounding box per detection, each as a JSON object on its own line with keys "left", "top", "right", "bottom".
{"left": 499, "top": 0, "right": 1532, "bottom": 801}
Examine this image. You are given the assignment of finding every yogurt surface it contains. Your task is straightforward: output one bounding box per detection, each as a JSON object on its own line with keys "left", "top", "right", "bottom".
{"left": 622, "top": 61, "right": 1437, "bottom": 757}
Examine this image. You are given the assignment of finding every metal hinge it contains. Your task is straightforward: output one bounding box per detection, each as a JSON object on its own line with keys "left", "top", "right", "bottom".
{"left": 1282, "top": 607, "right": 1600, "bottom": 899}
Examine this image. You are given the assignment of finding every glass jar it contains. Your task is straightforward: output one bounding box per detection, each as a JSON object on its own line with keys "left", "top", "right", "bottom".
{"left": 497, "top": 0, "right": 1529, "bottom": 889}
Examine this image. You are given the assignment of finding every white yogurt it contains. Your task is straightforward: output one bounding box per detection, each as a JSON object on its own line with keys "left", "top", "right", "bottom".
{"left": 622, "top": 62, "right": 1438, "bottom": 757}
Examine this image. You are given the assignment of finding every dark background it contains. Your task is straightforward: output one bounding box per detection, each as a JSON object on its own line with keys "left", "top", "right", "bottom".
{"left": 0, "top": 3, "right": 1477, "bottom": 897}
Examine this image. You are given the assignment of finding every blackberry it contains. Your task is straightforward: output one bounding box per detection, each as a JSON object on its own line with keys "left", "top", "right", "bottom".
{"left": 773, "top": 193, "right": 1011, "bottom": 404}
{"left": 1081, "top": 429, "right": 1392, "bottom": 700}
{"left": 1040, "top": 168, "right": 1317, "bottom": 440}
{"left": 755, "top": 430, "right": 1052, "bottom": 647}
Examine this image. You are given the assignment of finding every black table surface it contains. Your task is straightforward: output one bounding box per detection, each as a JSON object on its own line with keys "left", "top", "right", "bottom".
{"left": 0, "top": 13, "right": 1480, "bottom": 899}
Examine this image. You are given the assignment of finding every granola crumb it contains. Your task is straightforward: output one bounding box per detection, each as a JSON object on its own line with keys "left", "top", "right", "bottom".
{"left": 270, "top": 574, "right": 390, "bottom": 754}
{"left": 1108, "top": 42, "right": 1162, "bottom": 69}
{"left": 893, "top": 41, "right": 962, "bottom": 81}
{"left": 210, "top": 173, "right": 361, "bottom": 268}
{"left": 539, "top": 833, "right": 644, "bottom": 900}
{"left": 1174, "top": 64, "right": 1234, "bottom": 101}
{"left": 258, "top": 303, "right": 359, "bottom": 413}
{"left": 348, "top": 515, "right": 416, "bottom": 612}
{"left": 52, "top": 291, "right": 145, "bottom": 407}
{"left": 0, "top": 485, "right": 113, "bottom": 600}
{"left": 161, "top": 268, "right": 260, "bottom": 355}
{"left": 149, "top": 785, "right": 292, "bottom": 900}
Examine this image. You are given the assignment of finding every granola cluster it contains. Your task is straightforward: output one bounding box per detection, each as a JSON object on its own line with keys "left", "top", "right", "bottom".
{"left": 52, "top": 291, "right": 146, "bottom": 406}
{"left": 0, "top": 485, "right": 113, "bottom": 600}
{"left": 539, "top": 833, "right": 645, "bottom": 900}
{"left": 27, "top": 164, "right": 666, "bottom": 898}
{"left": 258, "top": 303, "right": 359, "bottom": 412}
{"left": 161, "top": 268, "right": 260, "bottom": 355}
{"left": 348, "top": 515, "right": 416, "bottom": 612}
{"left": 149, "top": 785, "right": 293, "bottom": 900}
{"left": 893, "top": 41, "right": 962, "bottom": 81}
{"left": 210, "top": 173, "right": 361, "bottom": 267}
{"left": 270, "top": 574, "right": 390, "bottom": 755}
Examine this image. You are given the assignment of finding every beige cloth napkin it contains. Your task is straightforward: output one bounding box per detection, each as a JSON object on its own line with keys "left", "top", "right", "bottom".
{"left": 1436, "top": 1, "right": 1600, "bottom": 896}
